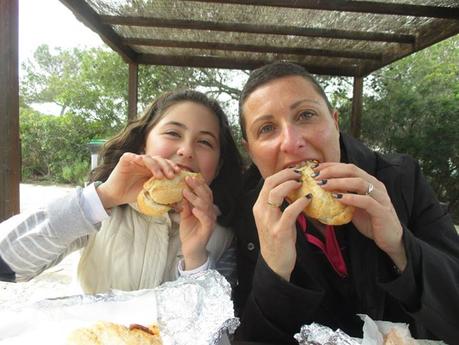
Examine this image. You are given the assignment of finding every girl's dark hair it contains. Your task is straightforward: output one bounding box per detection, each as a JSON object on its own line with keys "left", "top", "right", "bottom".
{"left": 90, "top": 89, "right": 243, "bottom": 226}
{"left": 238, "top": 61, "right": 333, "bottom": 140}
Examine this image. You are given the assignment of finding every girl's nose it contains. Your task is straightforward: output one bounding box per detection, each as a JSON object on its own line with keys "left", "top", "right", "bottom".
{"left": 177, "top": 142, "right": 193, "bottom": 159}
{"left": 279, "top": 124, "right": 305, "bottom": 154}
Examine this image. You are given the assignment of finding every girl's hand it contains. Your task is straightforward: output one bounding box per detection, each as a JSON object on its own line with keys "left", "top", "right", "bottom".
{"left": 314, "top": 162, "right": 407, "bottom": 271}
{"left": 253, "top": 169, "right": 311, "bottom": 281}
{"left": 96, "top": 153, "right": 180, "bottom": 209}
{"left": 179, "top": 175, "right": 217, "bottom": 270}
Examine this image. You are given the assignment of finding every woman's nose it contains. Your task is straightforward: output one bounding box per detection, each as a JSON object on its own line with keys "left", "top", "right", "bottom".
{"left": 279, "top": 124, "right": 305, "bottom": 153}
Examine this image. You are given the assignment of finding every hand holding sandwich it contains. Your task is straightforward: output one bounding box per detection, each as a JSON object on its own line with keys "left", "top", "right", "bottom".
{"left": 179, "top": 175, "right": 218, "bottom": 270}
{"left": 96, "top": 153, "right": 180, "bottom": 210}
{"left": 314, "top": 162, "right": 406, "bottom": 272}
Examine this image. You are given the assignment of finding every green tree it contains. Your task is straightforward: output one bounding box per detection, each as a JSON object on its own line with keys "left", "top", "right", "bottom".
{"left": 358, "top": 36, "right": 459, "bottom": 222}
{"left": 19, "top": 45, "right": 244, "bottom": 184}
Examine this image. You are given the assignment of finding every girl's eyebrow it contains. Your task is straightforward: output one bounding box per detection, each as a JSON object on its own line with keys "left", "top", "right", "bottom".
{"left": 162, "top": 121, "right": 218, "bottom": 140}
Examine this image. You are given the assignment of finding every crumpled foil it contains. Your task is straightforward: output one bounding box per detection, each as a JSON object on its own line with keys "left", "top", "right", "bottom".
{"left": 0, "top": 270, "right": 239, "bottom": 345}
{"left": 294, "top": 323, "right": 360, "bottom": 345}
{"left": 154, "top": 270, "right": 239, "bottom": 345}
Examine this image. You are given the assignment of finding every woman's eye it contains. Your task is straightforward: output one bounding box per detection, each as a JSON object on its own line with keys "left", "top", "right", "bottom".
{"left": 259, "top": 124, "right": 274, "bottom": 135}
{"left": 298, "top": 111, "right": 314, "bottom": 120}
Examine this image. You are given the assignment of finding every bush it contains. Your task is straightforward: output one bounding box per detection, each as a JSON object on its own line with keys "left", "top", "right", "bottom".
{"left": 20, "top": 107, "right": 111, "bottom": 186}
{"left": 61, "top": 160, "right": 90, "bottom": 186}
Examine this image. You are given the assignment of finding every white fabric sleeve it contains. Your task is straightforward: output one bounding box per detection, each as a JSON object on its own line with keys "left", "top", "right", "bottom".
{"left": 81, "top": 183, "right": 110, "bottom": 224}
{"left": 0, "top": 188, "right": 97, "bottom": 282}
{"left": 177, "top": 256, "right": 212, "bottom": 277}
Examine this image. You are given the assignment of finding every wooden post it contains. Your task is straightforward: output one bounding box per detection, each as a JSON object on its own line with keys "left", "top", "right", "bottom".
{"left": 350, "top": 76, "right": 363, "bottom": 139}
{"left": 128, "top": 63, "right": 138, "bottom": 121}
{"left": 0, "top": 0, "right": 20, "bottom": 221}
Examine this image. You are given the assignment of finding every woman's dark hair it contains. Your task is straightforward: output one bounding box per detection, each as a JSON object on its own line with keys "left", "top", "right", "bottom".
{"left": 90, "top": 89, "right": 243, "bottom": 226}
{"left": 238, "top": 61, "right": 333, "bottom": 140}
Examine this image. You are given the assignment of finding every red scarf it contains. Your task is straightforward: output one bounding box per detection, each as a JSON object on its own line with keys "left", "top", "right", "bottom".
{"left": 297, "top": 214, "right": 348, "bottom": 278}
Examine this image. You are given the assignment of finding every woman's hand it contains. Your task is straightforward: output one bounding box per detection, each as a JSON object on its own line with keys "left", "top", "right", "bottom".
{"left": 179, "top": 176, "right": 217, "bottom": 270}
{"left": 315, "top": 162, "right": 407, "bottom": 271}
{"left": 253, "top": 169, "right": 311, "bottom": 281}
{"left": 96, "top": 153, "right": 180, "bottom": 209}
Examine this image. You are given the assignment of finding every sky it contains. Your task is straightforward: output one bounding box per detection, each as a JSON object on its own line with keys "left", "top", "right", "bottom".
{"left": 19, "top": 0, "right": 105, "bottom": 65}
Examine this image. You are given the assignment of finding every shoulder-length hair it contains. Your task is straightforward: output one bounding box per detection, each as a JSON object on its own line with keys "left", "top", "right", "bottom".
{"left": 90, "top": 89, "right": 243, "bottom": 226}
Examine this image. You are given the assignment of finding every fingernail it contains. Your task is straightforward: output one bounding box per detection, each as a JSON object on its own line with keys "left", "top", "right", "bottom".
{"left": 293, "top": 169, "right": 302, "bottom": 174}
{"left": 317, "top": 179, "right": 327, "bottom": 185}
{"left": 332, "top": 193, "right": 343, "bottom": 199}
{"left": 305, "top": 193, "right": 313, "bottom": 199}
{"left": 311, "top": 172, "right": 320, "bottom": 178}
{"left": 311, "top": 160, "right": 319, "bottom": 168}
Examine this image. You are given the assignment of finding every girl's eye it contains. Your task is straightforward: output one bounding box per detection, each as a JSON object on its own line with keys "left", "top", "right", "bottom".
{"left": 198, "top": 139, "right": 214, "bottom": 148}
{"left": 259, "top": 124, "right": 274, "bottom": 135}
{"left": 165, "top": 131, "right": 180, "bottom": 138}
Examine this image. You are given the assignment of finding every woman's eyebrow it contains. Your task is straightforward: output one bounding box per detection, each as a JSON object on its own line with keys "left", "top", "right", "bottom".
{"left": 290, "top": 98, "right": 321, "bottom": 109}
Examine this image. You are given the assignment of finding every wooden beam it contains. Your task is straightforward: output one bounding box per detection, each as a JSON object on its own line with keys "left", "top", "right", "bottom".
{"left": 136, "top": 54, "right": 359, "bottom": 76}
{"left": 101, "top": 16, "right": 415, "bottom": 44}
{"left": 187, "top": 0, "right": 459, "bottom": 20}
{"left": 350, "top": 76, "right": 364, "bottom": 139}
{"left": 59, "top": 0, "right": 138, "bottom": 63}
{"left": 125, "top": 37, "right": 382, "bottom": 61}
{"left": 0, "top": 0, "right": 20, "bottom": 221}
{"left": 361, "top": 24, "right": 459, "bottom": 76}
{"left": 128, "top": 63, "right": 138, "bottom": 121}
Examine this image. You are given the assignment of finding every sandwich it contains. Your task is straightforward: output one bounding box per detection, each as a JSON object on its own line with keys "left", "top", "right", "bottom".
{"left": 67, "top": 322, "right": 162, "bottom": 345}
{"left": 287, "top": 161, "right": 354, "bottom": 225}
{"left": 137, "top": 170, "right": 201, "bottom": 216}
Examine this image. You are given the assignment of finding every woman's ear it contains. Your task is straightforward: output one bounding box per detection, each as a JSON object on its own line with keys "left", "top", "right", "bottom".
{"left": 242, "top": 138, "right": 253, "bottom": 161}
{"left": 332, "top": 110, "right": 340, "bottom": 131}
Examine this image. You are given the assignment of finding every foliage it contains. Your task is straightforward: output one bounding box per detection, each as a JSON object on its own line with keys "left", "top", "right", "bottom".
{"left": 19, "top": 45, "right": 244, "bottom": 184}
{"left": 20, "top": 107, "right": 106, "bottom": 185}
{"left": 21, "top": 45, "right": 128, "bottom": 131}
{"left": 21, "top": 45, "right": 242, "bottom": 128}
{"left": 339, "top": 36, "right": 459, "bottom": 222}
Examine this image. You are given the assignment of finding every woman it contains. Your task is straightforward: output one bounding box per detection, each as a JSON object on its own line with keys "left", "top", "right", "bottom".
{"left": 0, "top": 90, "right": 242, "bottom": 293}
{"left": 233, "top": 62, "right": 459, "bottom": 344}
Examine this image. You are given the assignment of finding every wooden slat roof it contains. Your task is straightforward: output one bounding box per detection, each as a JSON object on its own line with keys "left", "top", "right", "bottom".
{"left": 57, "top": 0, "right": 459, "bottom": 76}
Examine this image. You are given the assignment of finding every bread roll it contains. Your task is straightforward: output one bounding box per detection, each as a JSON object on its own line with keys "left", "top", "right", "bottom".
{"left": 137, "top": 170, "right": 200, "bottom": 216}
{"left": 67, "top": 321, "right": 162, "bottom": 345}
{"left": 383, "top": 328, "right": 417, "bottom": 345}
{"left": 287, "top": 161, "right": 354, "bottom": 225}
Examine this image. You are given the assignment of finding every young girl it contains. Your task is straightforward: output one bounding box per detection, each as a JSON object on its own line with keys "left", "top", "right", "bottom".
{"left": 0, "top": 90, "right": 243, "bottom": 294}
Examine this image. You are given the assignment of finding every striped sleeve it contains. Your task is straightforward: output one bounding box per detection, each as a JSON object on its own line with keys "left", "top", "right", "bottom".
{"left": 0, "top": 188, "right": 99, "bottom": 282}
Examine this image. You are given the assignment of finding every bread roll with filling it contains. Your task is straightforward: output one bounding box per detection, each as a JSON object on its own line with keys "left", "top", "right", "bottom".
{"left": 137, "top": 170, "right": 200, "bottom": 216}
{"left": 287, "top": 161, "right": 354, "bottom": 225}
{"left": 67, "top": 321, "right": 162, "bottom": 345}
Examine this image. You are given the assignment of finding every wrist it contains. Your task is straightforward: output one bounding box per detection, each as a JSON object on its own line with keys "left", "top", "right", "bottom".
{"left": 183, "top": 251, "right": 208, "bottom": 271}
{"left": 95, "top": 182, "right": 117, "bottom": 210}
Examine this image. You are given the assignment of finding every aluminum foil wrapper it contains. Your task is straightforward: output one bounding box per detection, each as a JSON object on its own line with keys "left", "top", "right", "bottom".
{"left": 294, "top": 323, "right": 360, "bottom": 345}
{"left": 154, "top": 270, "right": 239, "bottom": 345}
{"left": 0, "top": 270, "right": 239, "bottom": 345}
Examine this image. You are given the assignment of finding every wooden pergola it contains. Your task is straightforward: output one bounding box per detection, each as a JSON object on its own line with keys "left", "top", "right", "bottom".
{"left": 1, "top": 0, "right": 459, "bottom": 221}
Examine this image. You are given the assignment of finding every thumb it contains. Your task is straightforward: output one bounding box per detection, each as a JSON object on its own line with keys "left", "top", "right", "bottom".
{"left": 180, "top": 198, "right": 192, "bottom": 218}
